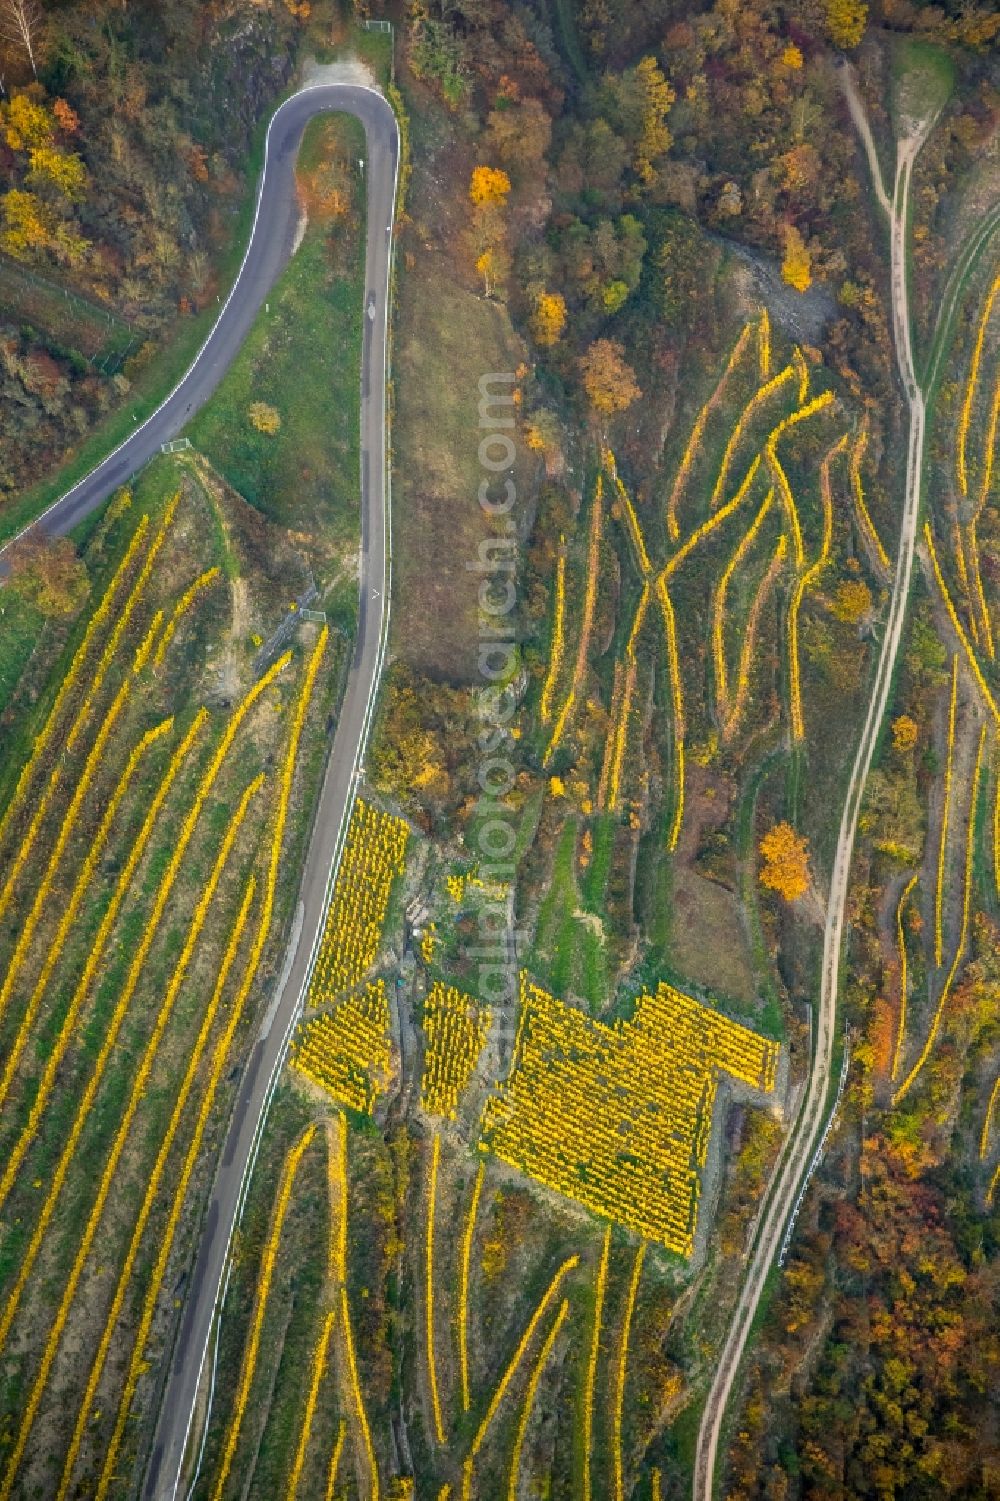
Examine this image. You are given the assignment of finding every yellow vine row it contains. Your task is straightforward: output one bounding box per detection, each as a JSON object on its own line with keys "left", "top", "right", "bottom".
{"left": 665, "top": 320, "right": 754, "bottom": 541}
{"left": 153, "top": 565, "right": 222, "bottom": 669}
{"left": 758, "top": 307, "right": 771, "bottom": 380}
{"left": 0, "top": 513, "right": 150, "bottom": 860}
{"left": 605, "top": 453, "right": 652, "bottom": 575}
{"left": 966, "top": 517, "right": 994, "bottom": 659}
{"left": 935, "top": 654, "right": 959, "bottom": 967}
{"left": 57, "top": 875, "right": 257, "bottom": 1501}
{"left": 713, "top": 491, "right": 775, "bottom": 717}
{"left": 722, "top": 537, "right": 788, "bottom": 743}
{"left": 995, "top": 730, "right": 1000, "bottom": 898}
{"left": 788, "top": 434, "right": 846, "bottom": 740}
{"left": 539, "top": 541, "right": 567, "bottom": 726}
{"left": 0, "top": 655, "right": 288, "bottom": 1338}
{"left": 0, "top": 712, "right": 206, "bottom": 1217}
{"left": 285, "top": 1114, "right": 351, "bottom": 1498}
{"left": 340, "top": 1284, "right": 380, "bottom": 1501}
{"left": 0, "top": 497, "right": 175, "bottom": 933}
{"left": 894, "top": 723, "right": 986, "bottom": 1106}
{"left": 506, "top": 1299, "right": 569, "bottom": 1501}
{"left": 709, "top": 361, "right": 796, "bottom": 512}
{"left": 287, "top": 1308, "right": 336, "bottom": 1500}
{"left": 614, "top": 1242, "right": 646, "bottom": 1501}
{"left": 65, "top": 490, "right": 179, "bottom": 754}
{"left": 460, "top": 1255, "right": 579, "bottom": 1501}
{"left": 543, "top": 478, "right": 603, "bottom": 766}
{"left": 331, "top": 1109, "right": 349, "bottom": 1285}
{"left": 597, "top": 659, "right": 625, "bottom": 813}
{"left": 652, "top": 1467, "right": 663, "bottom": 1501}
{"left": 91, "top": 631, "right": 328, "bottom": 1500}
{"left": 426, "top": 1131, "right": 447, "bottom": 1444}
{"left": 764, "top": 391, "right": 834, "bottom": 568}
{"left": 325, "top": 1419, "right": 347, "bottom": 1501}
{"left": 957, "top": 273, "right": 1000, "bottom": 498}
{"left": 583, "top": 1227, "right": 611, "bottom": 1501}
{"left": 0, "top": 672, "right": 131, "bottom": 1035}
{"left": 978, "top": 367, "right": 1000, "bottom": 512}
{"left": 210, "top": 1125, "right": 319, "bottom": 1501}
{"left": 925, "top": 523, "right": 1000, "bottom": 724}
{"left": 324, "top": 1103, "right": 380, "bottom": 1501}
{"left": 663, "top": 454, "right": 763, "bottom": 586}
{"left": 980, "top": 1074, "right": 1000, "bottom": 1161}
{"left": 459, "top": 1160, "right": 485, "bottom": 1413}
{"left": 849, "top": 416, "right": 890, "bottom": 576}
{"left": 655, "top": 576, "right": 685, "bottom": 851}
{"left": 0, "top": 777, "right": 263, "bottom": 1501}
{"left": 891, "top": 873, "right": 919, "bottom": 1084}
{"left": 0, "top": 714, "right": 171, "bottom": 1123}
{"left": 606, "top": 583, "right": 651, "bottom": 814}
{"left": 953, "top": 517, "right": 977, "bottom": 644}
{"left": 988, "top": 1161, "right": 1000, "bottom": 1209}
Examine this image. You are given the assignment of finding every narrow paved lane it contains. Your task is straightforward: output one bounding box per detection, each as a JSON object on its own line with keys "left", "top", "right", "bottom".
{"left": 137, "top": 83, "right": 398, "bottom": 1501}
{"left": 0, "top": 80, "right": 398, "bottom": 1501}
{"left": 692, "top": 73, "right": 937, "bottom": 1501}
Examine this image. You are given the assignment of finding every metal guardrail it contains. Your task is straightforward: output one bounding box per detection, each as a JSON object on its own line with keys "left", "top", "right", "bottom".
{"left": 160, "top": 438, "right": 192, "bottom": 454}
{"left": 361, "top": 18, "right": 392, "bottom": 31}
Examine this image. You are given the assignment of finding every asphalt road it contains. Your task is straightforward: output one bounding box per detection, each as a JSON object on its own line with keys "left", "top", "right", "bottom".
{"left": 9, "top": 82, "right": 403, "bottom": 1501}
{"left": 692, "top": 72, "right": 936, "bottom": 1501}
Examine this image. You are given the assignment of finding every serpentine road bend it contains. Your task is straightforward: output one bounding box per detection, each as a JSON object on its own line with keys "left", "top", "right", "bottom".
{"left": 692, "top": 69, "right": 937, "bottom": 1501}
{"left": 1, "top": 82, "right": 399, "bottom": 1501}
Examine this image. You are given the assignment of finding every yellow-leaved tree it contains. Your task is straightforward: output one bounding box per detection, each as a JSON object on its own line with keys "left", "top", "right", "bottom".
{"left": 27, "top": 145, "right": 86, "bottom": 200}
{"left": 781, "top": 225, "right": 812, "bottom": 292}
{"left": 824, "top": 0, "right": 868, "bottom": 49}
{"left": 759, "top": 822, "right": 811, "bottom": 902}
{"left": 2, "top": 93, "right": 53, "bottom": 151}
{"left": 469, "top": 165, "right": 511, "bottom": 207}
{"left": 633, "top": 55, "right": 675, "bottom": 185}
{"left": 530, "top": 290, "right": 567, "bottom": 347}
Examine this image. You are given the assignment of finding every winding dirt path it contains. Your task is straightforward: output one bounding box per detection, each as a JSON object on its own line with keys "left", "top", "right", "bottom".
{"left": 692, "top": 65, "right": 940, "bottom": 1501}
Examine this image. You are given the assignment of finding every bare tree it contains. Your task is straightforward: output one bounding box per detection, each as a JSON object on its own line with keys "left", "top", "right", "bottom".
{"left": 0, "top": 0, "right": 44, "bottom": 80}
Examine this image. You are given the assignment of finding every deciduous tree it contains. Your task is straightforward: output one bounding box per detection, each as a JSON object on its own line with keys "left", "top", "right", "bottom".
{"left": 824, "top": 0, "right": 868, "bottom": 48}
{"left": 469, "top": 164, "right": 511, "bottom": 207}
{"left": 0, "top": 0, "right": 44, "bottom": 79}
{"left": 530, "top": 290, "right": 566, "bottom": 346}
{"left": 759, "top": 821, "right": 811, "bottom": 902}
{"left": 781, "top": 224, "right": 812, "bottom": 292}
{"left": 7, "top": 531, "right": 87, "bottom": 615}
{"left": 578, "top": 338, "right": 640, "bottom": 416}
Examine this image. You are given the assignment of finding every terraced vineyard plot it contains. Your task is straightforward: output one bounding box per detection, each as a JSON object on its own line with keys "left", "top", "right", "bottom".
{"left": 306, "top": 798, "right": 410, "bottom": 1000}
{"left": 480, "top": 976, "right": 780, "bottom": 1258}
{"left": 0, "top": 477, "right": 335, "bottom": 1501}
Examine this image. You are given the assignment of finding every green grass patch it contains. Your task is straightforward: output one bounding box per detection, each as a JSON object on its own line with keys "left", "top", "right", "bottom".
{"left": 532, "top": 816, "right": 609, "bottom": 1012}
{"left": 0, "top": 591, "right": 42, "bottom": 718}
{"left": 891, "top": 36, "right": 955, "bottom": 134}
{"left": 187, "top": 114, "right": 365, "bottom": 541}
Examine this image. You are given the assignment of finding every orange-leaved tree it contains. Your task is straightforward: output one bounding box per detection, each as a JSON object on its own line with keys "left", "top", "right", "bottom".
{"left": 759, "top": 822, "right": 811, "bottom": 902}
{"left": 469, "top": 165, "right": 511, "bottom": 207}
{"left": 891, "top": 715, "right": 918, "bottom": 754}
{"left": 579, "top": 339, "right": 641, "bottom": 417}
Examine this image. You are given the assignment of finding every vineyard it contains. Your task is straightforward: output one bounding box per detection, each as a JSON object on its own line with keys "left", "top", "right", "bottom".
{"left": 537, "top": 311, "right": 859, "bottom": 870}
{"left": 0, "top": 472, "right": 334, "bottom": 1500}
{"left": 306, "top": 798, "right": 410, "bottom": 999}
{"left": 480, "top": 976, "right": 780, "bottom": 1257}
